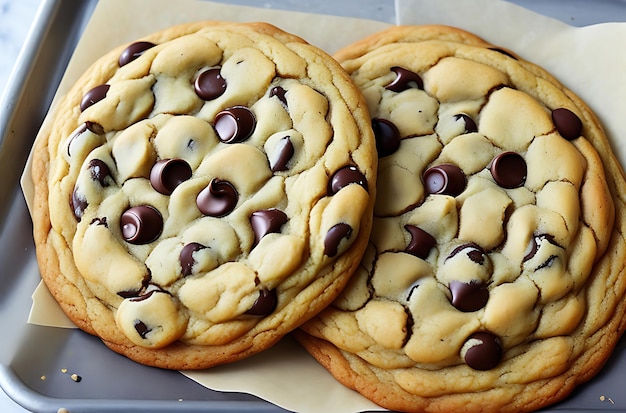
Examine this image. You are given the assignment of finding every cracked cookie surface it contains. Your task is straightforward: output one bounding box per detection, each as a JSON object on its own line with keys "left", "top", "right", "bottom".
{"left": 295, "top": 25, "right": 626, "bottom": 412}
{"left": 31, "top": 21, "right": 376, "bottom": 369}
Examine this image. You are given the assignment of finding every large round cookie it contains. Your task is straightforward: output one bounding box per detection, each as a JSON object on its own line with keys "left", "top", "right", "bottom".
{"left": 295, "top": 25, "right": 626, "bottom": 412}
{"left": 31, "top": 21, "right": 376, "bottom": 369}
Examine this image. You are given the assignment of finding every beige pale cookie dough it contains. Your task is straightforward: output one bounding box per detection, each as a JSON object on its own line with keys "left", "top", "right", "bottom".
{"left": 296, "top": 25, "right": 626, "bottom": 413}
{"left": 31, "top": 21, "right": 377, "bottom": 369}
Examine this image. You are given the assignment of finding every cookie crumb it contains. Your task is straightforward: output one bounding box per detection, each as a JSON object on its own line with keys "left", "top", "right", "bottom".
{"left": 60, "top": 368, "right": 68, "bottom": 374}
{"left": 70, "top": 373, "right": 82, "bottom": 382}
{"left": 40, "top": 375, "right": 46, "bottom": 381}
{"left": 57, "top": 408, "right": 70, "bottom": 413}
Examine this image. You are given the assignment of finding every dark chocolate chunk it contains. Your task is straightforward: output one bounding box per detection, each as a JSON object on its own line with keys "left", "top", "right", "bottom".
{"left": 523, "top": 234, "right": 558, "bottom": 262}
{"left": 324, "top": 223, "right": 353, "bottom": 257}
{"left": 196, "top": 178, "right": 238, "bottom": 217}
{"left": 134, "top": 320, "right": 151, "bottom": 339}
{"left": 464, "top": 332, "right": 502, "bottom": 370}
{"left": 386, "top": 66, "right": 423, "bottom": 92}
{"left": 270, "top": 136, "right": 294, "bottom": 172}
{"left": 449, "top": 280, "right": 489, "bottom": 312}
{"left": 88, "top": 159, "right": 113, "bottom": 186}
{"left": 118, "top": 41, "right": 156, "bottom": 67}
{"left": 214, "top": 106, "right": 256, "bottom": 143}
{"left": 270, "top": 86, "right": 288, "bottom": 106}
{"left": 80, "top": 84, "right": 110, "bottom": 112}
{"left": 552, "top": 108, "right": 582, "bottom": 140}
{"left": 250, "top": 209, "right": 288, "bottom": 248}
{"left": 404, "top": 225, "right": 436, "bottom": 259}
{"left": 194, "top": 68, "right": 227, "bottom": 101}
{"left": 329, "top": 165, "right": 368, "bottom": 194}
{"left": 120, "top": 205, "right": 163, "bottom": 245}
{"left": 245, "top": 289, "right": 278, "bottom": 316}
{"left": 448, "top": 243, "right": 486, "bottom": 265}
{"left": 372, "top": 118, "right": 401, "bottom": 157}
{"left": 423, "top": 164, "right": 466, "bottom": 196}
{"left": 70, "top": 188, "right": 88, "bottom": 220}
{"left": 149, "top": 158, "right": 192, "bottom": 195}
{"left": 489, "top": 151, "right": 527, "bottom": 189}
{"left": 453, "top": 113, "right": 478, "bottom": 133}
{"left": 179, "top": 242, "right": 206, "bottom": 277}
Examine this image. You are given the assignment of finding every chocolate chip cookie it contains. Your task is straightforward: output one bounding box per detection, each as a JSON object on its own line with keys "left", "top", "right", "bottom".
{"left": 31, "top": 21, "right": 376, "bottom": 369}
{"left": 295, "top": 25, "right": 626, "bottom": 412}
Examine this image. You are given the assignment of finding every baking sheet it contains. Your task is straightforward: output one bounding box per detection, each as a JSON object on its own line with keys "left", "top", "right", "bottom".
{"left": 2, "top": 0, "right": 626, "bottom": 412}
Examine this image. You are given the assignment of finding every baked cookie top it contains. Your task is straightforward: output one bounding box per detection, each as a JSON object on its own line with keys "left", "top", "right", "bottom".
{"left": 31, "top": 21, "right": 376, "bottom": 369}
{"left": 297, "top": 25, "right": 626, "bottom": 412}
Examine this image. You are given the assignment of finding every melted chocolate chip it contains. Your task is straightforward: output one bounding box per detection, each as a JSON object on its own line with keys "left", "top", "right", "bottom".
{"left": 70, "top": 188, "right": 88, "bottom": 220}
{"left": 454, "top": 114, "right": 478, "bottom": 133}
{"left": 134, "top": 320, "right": 151, "bottom": 339}
{"left": 250, "top": 209, "right": 288, "bottom": 248}
{"left": 129, "top": 289, "right": 157, "bottom": 302}
{"left": 90, "top": 217, "right": 108, "bottom": 227}
{"left": 149, "top": 158, "right": 192, "bottom": 195}
{"left": 270, "top": 86, "right": 288, "bottom": 106}
{"left": 179, "top": 242, "right": 206, "bottom": 277}
{"left": 372, "top": 118, "right": 401, "bottom": 157}
{"left": 329, "top": 165, "right": 368, "bottom": 194}
{"left": 386, "top": 66, "right": 423, "bottom": 92}
{"left": 324, "top": 223, "right": 353, "bottom": 257}
{"left": 523, "top": 234, "right": 558, "bottom": 262}
{"left": 194, "top": 68, "right": 227, "bottom": 100}
{"left": 80, "top": 84, "right": 110, "bottom": 112}
{"left": 270, "top": 136, "right": 294, "bottom": 172}
{"left": 117, "top": 275, "right": 150, "bottom": 298}
{"left": 404, "top": 225, "right": 436, "bottom": 259}
{"left": 120, "top": 205, "right": 163, "bottom": 244}
{"left": 464, "top": 332, "right": 502, "bottom": 371}
{"left": 489, "top": 151, "right": 527, "bottom": 189}
{"left": 88, "top": 159, "right": 112, "bottom": 186}
{"left": 449, "top": 281, "right": 489, "bottom": 312}
{"left": 552, "top": 108, "right": 583, "bottom": 140}
{"left": 214, "top": 106, "right": 256, "bottom": 143}
{"left": 245, "top": 289, "right": 278, "bottom": 316}
{"left": 448, "top": 243, "right": 486, "bottom": 265}
{"left": 118, "top": 41, "right": 156, "bottom": 67}
{"left": 196, "top": 178, "right": 238, "bottom": 217}
{"left": 423, "top": 164, "right": 466, "bottom": 196}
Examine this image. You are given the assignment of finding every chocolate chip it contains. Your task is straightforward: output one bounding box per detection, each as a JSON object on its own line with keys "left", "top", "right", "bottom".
{"left": 90, "top": 217, "right": 108, "bottom": 227}
{"left": 463, "top": 332, "right": 502, "bottom": 370}
{"left": 118, "top": 41, "right": 156, "bottom": 67}
{"left": 117, "top": 275, "right": 150, "bottom": 298}
{"left": 250, "top": 209, "right": 288, "bottom": 248}
{"left": 448, "top": 243, "right": 486, "bottom": 265}
{"left": 129, "top": 289, "right": 157, "bottom": 303}
{"left": 449, "top": 281, "right": 489, "bottom": 312}
{"left": 423, "top": 164, "right": 466, "bottom": 196}
{"left": 134, "top": 320, "right": 152, "bottom": 339}
{"left": 70, "top": 188, "right": 88, "bottom": 220}
{"left": 404, "top": 225, "right": 436, "bottom": 259}
{"left": 523, "top": 234, "right": 558, "bottom": 262}
{"left": 149, "top": 158, "right": 192, "bottom": 195}
{"left": 372, "top": 118, "right": 401, "bottom": 157}
{"left": 67, "top": 122, "right": 102, "bottom": 157}
{"left": 552, "top": 108, "right": 582, "bottom": 140}
{"left": 453, "top": 114, "right": 478, "bottom": 133}
{"left": 80, "top": 84, "right": 110, "bottom": 112}
{"left": 196, "top": 178, "right": 238, "bottom": 217}
{"left": 489, "top": 151, "right": 527, "bottom": 189}
{"left": 270, "top": 136, "right": 294, "bottom": 172}
{"left": 194, "top": 68, "right": 227, "bottom": 100}
{"left": 179, "top": 242, "right": 206, "bottom": 277}
{"left": 324, "top": 223, "right": 353, "bottom": 257}
{"left": 120, "top": 205, "right": 163, "bottom": 244}
{"left": 270, "top": 86, "right": 288, "bottom": 106}
{"left": 214, "top": 106, "right": 256, "bottom": 143}
{"left": 88, "top": 159, "right": 112, "bottom": 186}
{"left": 245, "top": 289, "right": 278, "bottom": 316}
{"left": 385, "top": 66, "right": 423, "bottom": 92}
{"left": 329, "top": 165, "right": 368, "bottom": 194}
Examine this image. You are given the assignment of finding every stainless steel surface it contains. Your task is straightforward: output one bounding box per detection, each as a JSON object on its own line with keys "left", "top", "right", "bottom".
{"left": 0, "top": 0, "right": 625, "bottom": 411}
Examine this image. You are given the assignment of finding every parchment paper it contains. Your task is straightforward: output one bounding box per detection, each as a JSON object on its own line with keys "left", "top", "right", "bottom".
{"left": 24, "top": 0, "right": 626, "bottom": 412}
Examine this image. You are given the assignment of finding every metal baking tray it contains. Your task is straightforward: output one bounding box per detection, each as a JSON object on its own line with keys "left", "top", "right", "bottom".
{"left": 0, "top": 0, "right": 624, "bottom": 412}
